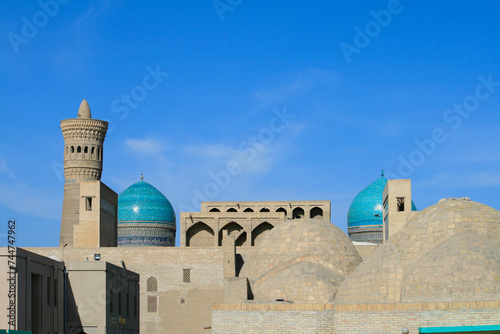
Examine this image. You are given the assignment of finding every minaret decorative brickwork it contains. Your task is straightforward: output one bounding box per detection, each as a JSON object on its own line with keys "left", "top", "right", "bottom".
{"left": 59, "top": 99, "right": 109, "bottom": 246}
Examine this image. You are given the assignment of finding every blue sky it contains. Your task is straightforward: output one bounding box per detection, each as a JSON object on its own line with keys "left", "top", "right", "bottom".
{"left": 1, "top": 0, "right": 500, "bottom": 247}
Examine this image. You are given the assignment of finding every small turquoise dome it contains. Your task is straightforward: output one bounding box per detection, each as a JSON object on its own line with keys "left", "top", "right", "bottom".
{"left": 347, "top": 173, "right": 416, "bottom": 244}
{"left": 118, "top": 176, "right": 176, "bottom": 247}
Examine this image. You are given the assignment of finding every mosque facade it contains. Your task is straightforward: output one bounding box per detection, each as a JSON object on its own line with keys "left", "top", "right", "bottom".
{"left": 2, "top": 100, "right": 500, "bottom": 334}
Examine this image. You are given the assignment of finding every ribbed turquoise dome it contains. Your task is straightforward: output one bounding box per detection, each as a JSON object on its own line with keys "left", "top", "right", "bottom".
{"left": 117, "top": 178, "right": 176, "bottom": 247}
{"left": 118, "top": 180, "right": 175, "bottom": 224}
{"left": 348, "top": 177, "right": 388, "bottom": 230}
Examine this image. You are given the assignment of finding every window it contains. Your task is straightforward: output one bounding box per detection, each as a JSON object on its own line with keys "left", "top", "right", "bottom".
{"left": 85, "top": 197, "right": 92, "bottom": 211}
{"left": 243, "top": 208, "right": 254, "bottom": 212}
{"left": 147, "top": 296, "right": 157, "bottom": 312}
{"left": 226, "top": 208, "right": 237, "bottom": 212}
{"left": 84, "top": 146, "right": 88, "bottom": 154}
{"left": 209, "top": 208, "right": 220, "bottom": 212}
{"left": 385, "top": 217, "right": 389, "bottom": 241}
{"left": 183, "top": 269, "right": 191, "bottom": 283}
{"left": 397, "top": 197, "right": 405, "bottom": 211}
{"left": 97, "top": 147, "right": 101, "bottom": 160}
{"left": 54, "top": 279, "right": 57, "bottom": 307}
{"left": 77, "top": 146, "right": 81, "bottom": 153}
{"left": 118, "top": 291, "right": 122, "bottom": 314}
{"left": 109, "top": 288, "right": 113, "bottom": 313}
{"left": 127, "top": 292, "right": 129, "bottom": 315}
{"left": 47, "top": 277, "right": 51, "bottom": 305}
{"left": 260, "top": 208, "right": 270, "bottom": 212}
{"left": 134, "top": 294, "right": 137, "bottom": 317}
{"left": 71, "top": 146, "right": 75, "bottom": 153}
{"left": 146, "top": 276, "right": 158, "bottom": 291}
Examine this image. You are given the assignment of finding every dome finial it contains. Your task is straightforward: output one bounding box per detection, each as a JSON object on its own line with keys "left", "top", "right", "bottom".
{"left": 140, "top": 173, "right": 144, "bottom": 180}
{"left": 381, "top": 169, "right": 384, "bottom": 178}
{"left": 77, "top": 99, "right": 92, "bottom": 119}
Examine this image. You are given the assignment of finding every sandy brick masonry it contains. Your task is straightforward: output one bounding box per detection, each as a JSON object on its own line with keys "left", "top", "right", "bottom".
{"left": 28, "top": 247, "right": 226, "bottom": 334}
{"left": 212, "top": 301, "right": 500, "bottom": 334}
{"left": 212, "top": 304, "right": 335, "bottom": 333}
{"left": 334, "top": 301, "right": 500, "bottom": 334}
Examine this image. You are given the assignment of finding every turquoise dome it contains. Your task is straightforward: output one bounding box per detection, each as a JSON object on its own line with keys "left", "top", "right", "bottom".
{"left": 118, "top": 178, "right": 176, "bottom": 247}
{"left": 348, "top": 176, "right": 388, "bottom": 230}
{"left": 347, "top": 174, "right": 416, "bottom": 244}
{"left": 118, "top": 180, "right": 175, "bottom": 224}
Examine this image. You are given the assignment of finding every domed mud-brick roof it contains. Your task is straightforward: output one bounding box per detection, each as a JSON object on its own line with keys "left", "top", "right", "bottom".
{"left": 240, "top": 218, "right": 362, "bottom": 303}
{"left": 336, "top": 198, "right": 500, "bottom": 304}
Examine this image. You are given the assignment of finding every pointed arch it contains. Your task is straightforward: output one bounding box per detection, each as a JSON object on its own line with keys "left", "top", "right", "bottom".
{"left": 186, "top": 222, "right": 214, "bottom": 247}
{"left": 146, "top": 276, "right": 158, "bottom": 292}
{"left": 252, "top": 222, "right": 274, "bottom": 246}
{"left": 218, "top": 222, "right": 244, "bottom": 246}
{"left": 276, "top": 207, "right": 287, "bottom": 216}
{"left": 293, "top": 207, "right": 305, "bottom": 219}
{"left": 310, "top": 207, "right": 323, "bottom": 219}
{"left": 235, "top": 232, "right": 247, "bottom": 247}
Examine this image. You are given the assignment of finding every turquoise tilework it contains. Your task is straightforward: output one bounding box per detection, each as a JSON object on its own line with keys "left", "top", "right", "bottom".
{"left": 118, "top": 180, "right": 175, "bottom": 224}
{"left": 347, "top": 177, "right": 417, "bottom": 229}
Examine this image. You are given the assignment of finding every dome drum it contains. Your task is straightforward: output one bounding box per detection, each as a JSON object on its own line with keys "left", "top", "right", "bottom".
{"left": 118, "top": 225, "right": 175, "bottom": 247}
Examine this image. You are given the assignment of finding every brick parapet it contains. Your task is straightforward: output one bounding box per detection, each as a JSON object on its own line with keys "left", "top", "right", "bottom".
{"left": 212, "top": 302, "right": 500, "bottom": 334}
{"left": 334, "top": 300, "right": 500, "bottom": 312}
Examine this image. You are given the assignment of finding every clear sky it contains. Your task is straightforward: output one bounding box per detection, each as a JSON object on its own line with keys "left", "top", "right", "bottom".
{"left": 1, "top": 0, "right": 500, "bottom": 247}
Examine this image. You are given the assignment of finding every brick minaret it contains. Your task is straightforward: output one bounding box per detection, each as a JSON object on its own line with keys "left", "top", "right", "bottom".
{"left": 59, "top": 99, "right": 109, "bottom": 246}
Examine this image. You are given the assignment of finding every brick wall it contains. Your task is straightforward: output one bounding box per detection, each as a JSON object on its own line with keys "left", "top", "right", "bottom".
{"left": 28, "top": 247, "right": 225, "bottom": 334}
{"left": 212, "top": 302, "right": 500, "bottom": 334}
{"left": 334, "top": 301, "right": 500, "bottom": 334}
{"left": 212, "top": 304, "right": 334, "bottom": 333}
